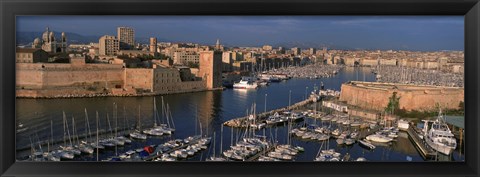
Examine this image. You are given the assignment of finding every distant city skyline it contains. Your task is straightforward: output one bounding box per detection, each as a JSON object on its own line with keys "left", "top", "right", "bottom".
{"left": 17, "top": 16, "right": 464, "bottom": 51}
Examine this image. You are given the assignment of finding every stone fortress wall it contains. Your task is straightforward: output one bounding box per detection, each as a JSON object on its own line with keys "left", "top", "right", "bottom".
{"left": 16, "top": 58, "right": 208, "bottom": 98}
{"left": 339, "top": 81, "right": 464, "bottom": 111}
{"left": 125, "top": 67, "right": 206, "bottom": 95}
{"left": 16, "top": 61, "right": 124, "bottom": 90}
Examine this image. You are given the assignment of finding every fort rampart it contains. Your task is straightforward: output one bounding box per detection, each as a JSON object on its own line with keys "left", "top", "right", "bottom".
{"left": 16, "top": 62, "right": 208, "bottom": 98}
{"left": 339, "top": 81, "right": 464, "bottom": 111}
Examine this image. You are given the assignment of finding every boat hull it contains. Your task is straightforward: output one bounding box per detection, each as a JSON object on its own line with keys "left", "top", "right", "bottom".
{"left": 366, "top": 135, "right": 393, "bottom": 143}
{"left": 425, "top": 137, "right": 455, "bottom": 155}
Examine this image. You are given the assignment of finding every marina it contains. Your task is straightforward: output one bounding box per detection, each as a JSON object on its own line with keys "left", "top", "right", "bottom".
{"left": 16, "top": 67, "right": 464, "bottom": 162}
{"left": 373, "top": 65, "right": 464, "bottom": 87}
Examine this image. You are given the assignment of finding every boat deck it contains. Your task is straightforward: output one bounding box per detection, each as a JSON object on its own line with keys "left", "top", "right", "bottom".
{"left": 357, "top": 126, "right": 380, "bottom": 140}
{"left": 143, "top": 138, "right": 203, "bottom": 161}
{"left": 245, "top": 145, "right": 277, "bottom": 161}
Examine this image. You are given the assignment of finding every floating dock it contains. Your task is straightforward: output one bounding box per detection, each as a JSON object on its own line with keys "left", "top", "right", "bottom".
{"left": 406, "top": 126, "right": 436, "bottom": 159}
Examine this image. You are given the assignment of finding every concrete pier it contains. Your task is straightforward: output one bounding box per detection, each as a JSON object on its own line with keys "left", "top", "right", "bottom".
{"left": 406, "top": 126, "right": 435, "bottom": 159}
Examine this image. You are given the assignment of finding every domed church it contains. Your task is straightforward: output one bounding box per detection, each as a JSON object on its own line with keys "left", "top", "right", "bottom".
{"left": 32, "top": 27, "right": 68, "bottom": 53}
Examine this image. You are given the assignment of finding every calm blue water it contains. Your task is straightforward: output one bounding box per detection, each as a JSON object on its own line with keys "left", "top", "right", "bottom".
{"left": 16, "top": 67, "right": 464, "bottom": 162}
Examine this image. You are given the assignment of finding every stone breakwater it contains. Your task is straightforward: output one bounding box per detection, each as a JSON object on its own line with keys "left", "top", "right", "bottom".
{"left": 223, "top": 97, "right": 316, "bottom": 128}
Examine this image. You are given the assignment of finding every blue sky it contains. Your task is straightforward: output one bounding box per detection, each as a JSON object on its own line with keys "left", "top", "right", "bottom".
{"left": 16, "top": 16, "right": 464, "bottom": 51}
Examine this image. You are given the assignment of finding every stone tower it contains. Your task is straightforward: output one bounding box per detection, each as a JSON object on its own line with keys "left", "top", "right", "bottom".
{"left": 199, "top": 51, "right": 223, "bottom": 89}
{"left": 149, "top": 37, "right": 157, "bottom": 56}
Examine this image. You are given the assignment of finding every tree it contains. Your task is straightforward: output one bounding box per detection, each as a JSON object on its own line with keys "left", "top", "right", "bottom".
{"left": 459, "top": 101, "right": 464, "bottom": 110}
{"left": 385, "top": 92, "right": 400, "bottom": 115}
{"left": 186, "top": 61, "right": 199, "bottom": 68}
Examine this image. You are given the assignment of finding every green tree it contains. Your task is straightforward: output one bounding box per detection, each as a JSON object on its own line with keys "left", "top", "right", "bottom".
{"left": 385, "top": 92, "right": 400, "bottom": 115}
{"left": 187, "top": 61, "right": 199, "bottom": 68}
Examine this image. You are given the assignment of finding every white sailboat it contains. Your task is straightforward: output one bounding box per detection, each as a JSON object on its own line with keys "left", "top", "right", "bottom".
{"left": 45, "top": 120, "right": 61, "bottom": 161}
{"left": 81, "top": 108, "right": 104, "bottom": 151}
{"left": 130, "top": 106, "right": 147, "bottom": 140}
{"left": 55, "top": 112, "right": 77, "bottom": 160}
{"left": 72, "top": 116, "right": 93, "bottom": 154}
{"left": 114, "top": 104, "right": 131, "bottom": 144}
{"left": 99, "top": 113, "right": 119, "bottom": 148}
{"left": 208, "top": 125, "right": 228, "bottom": 161}
{"left": 90, "top": 111, "right": 105, "bottom": 150}
{"left": 143, "top": 97, "right": 165, "bottom": 136}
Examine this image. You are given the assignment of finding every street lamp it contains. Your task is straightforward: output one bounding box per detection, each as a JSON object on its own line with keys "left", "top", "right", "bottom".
{"left": 264, "top": 93, "right": 268, "bottom": 113}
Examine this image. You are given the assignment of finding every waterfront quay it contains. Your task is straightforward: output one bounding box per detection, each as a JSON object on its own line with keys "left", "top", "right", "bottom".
{"left": 406, "top": 126, "right": 436, "bottom": 159}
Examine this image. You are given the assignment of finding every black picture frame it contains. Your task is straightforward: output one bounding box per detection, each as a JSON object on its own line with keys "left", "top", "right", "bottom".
{"left": 1, "top": 0, "right": 479, "bottom": 177}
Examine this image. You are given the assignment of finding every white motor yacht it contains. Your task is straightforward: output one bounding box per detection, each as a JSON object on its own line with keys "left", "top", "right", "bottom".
{"left": 423, "top": 112, "right": 457, "bottom": 155}
{"left": 233, "top": 77, "right": 258, "bottom": 89}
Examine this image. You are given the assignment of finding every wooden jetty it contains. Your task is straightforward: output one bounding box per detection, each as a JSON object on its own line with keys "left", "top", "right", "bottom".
{"left": 406, "top": 126, "right": 436, "bottom": 159}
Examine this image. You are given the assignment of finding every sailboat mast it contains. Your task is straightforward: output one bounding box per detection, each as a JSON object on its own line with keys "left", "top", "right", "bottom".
{"left": 195, "top": 105, "right": 198, "bottom": 135}
{"left": 50, "top": 119, "right": 54, "bottom": 150}
{"left": 72, "top": 117, "right": 77, "bottom": 145}
{"left": 65, "top": 116, "right": 72, "bottom": 147}
{"left": 165, "top": 104, "right": 171, "bottom": 128}
{"left": 106, "top": 113, "right": 112, "bottom": 137}
{"left": 114, "top": 103, "right": 117, "bottom": 139}
{"left": 199, "top": 122, "right": 203, "bottom": 137}
{"left": 161, "top": 96, "right": 165, "bottom": 125}
{"left": 63, "top": 111, "right": 66, "bottom": 147}
{"left": 138, "top": 105, "right": 141, "bottom": 131}
{"left": 212, "top": 131, "right": 216, "bottom": 158}
{"left": 168, "top": 104, "right": 176, "bottom": 129}
{"left": 220, "top": 124, "right": 223, "bottom": 157}
{"left": 96, "top": 111, "right": 99, "bottom": 161}
{"left": 85, "top": 108, "right": 89, "bottom": 143}
{"left": 123, "top": 106, "right": 128, "bottom": 134}
{"left": 231, "top": 126, "right": 233, "bottom": 147}
{"left": 153, "top": 97, "right": 157, "bottom": 127}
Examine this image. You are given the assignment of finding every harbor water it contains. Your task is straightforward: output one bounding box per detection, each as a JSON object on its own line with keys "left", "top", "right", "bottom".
{"left": 16, "top": 67, "right": 465, "bottom": 162}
